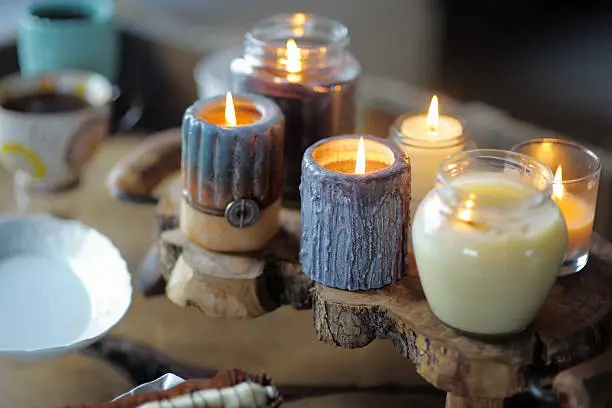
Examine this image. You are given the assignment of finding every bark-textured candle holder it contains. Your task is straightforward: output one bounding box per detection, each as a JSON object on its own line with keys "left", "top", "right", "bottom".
{"left": 300, "top": 135, "right": 411, "bottom": 290}
{"left": 181, "top": 94, "right": 284, "bottom": 252}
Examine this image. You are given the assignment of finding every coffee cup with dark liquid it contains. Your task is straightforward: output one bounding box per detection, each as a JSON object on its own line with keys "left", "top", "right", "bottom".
{"left": 0, "top": 70, "right": 112, "bottom": 191}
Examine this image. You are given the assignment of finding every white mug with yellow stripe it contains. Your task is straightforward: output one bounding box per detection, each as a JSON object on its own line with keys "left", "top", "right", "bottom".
{"left": 0, "top": 70, "right": 111, "bottom": 191}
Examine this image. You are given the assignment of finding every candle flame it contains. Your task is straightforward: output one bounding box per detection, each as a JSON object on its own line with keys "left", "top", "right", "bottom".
{"left": 553, "top": 165, "right": 564, "bottom": 199}
{"left": 225, "top": 92, "right": 237, "bottom": 126}
{"left": 457, "top": 198, "right": 475, "bottom": 222}
{"left": 355, "top": 137, "right": 366, "bottom": 175}
{"left": 291, "top": 13, "right": 306, "bottom": 37}
{"left": 285, "top": 39, "right": 302, "bottom": 74}
{"left": 427, "top": 95, "right": 439, "bottom": 133}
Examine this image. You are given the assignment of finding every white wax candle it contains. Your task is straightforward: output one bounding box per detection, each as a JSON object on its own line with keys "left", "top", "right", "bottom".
{"left": 400, "top": 114, "right": 463, "bottom": 141}
{"left": 396, "top": 107, "right": 464, "bottom": 207}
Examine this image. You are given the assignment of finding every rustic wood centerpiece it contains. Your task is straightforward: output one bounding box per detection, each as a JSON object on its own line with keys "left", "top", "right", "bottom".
{"left": 108, "top": 125, "right": 612, "bottom": 408}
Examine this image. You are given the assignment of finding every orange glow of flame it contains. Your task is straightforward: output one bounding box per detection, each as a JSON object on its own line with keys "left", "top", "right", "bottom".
{"left": 457, "top": 197, "right": 475, "bottom": 222}
{"left": 427, "top": 95, "right": 439, "bottom": 133}
{"left": 553, "top": 165, "right": 564, "bottom": 199}
{"left": 285, "top": 39, "right": 302, "bottom": 74}
{"left": 225, "top": 92, "right": 237, "bottom": 127}
{"left": 291, "top": 13, "right": 306, "bottom": 37}
{"left": 354, "top": 137, "right": 366, "bottom": 175}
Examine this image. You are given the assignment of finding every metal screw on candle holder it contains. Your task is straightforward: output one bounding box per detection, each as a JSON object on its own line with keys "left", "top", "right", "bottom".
{"left": 225, "top": 199, "right": 260, "bottom": 228}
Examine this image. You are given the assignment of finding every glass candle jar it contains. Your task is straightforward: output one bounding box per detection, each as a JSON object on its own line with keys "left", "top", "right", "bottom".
{"left": 412, "top": 150, "right": 567, "bottom": 337}
{"left": 389, "top": 96, "right": 470, "bottom": 216}
{"left": 512, "top": 139, "right": 601, "bottom": 276}
{"left": 231, "top": 13, "right": 361, "bottom": 206}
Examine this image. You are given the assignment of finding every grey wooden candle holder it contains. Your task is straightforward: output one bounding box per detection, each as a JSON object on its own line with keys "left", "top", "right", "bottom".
{"left": 181, "top": 93, "right": 284, "bottom": 220}
{"left": 300, "top": 135, "right": 411, "bottom": 290}
{"left": 180, "top": 94, "right": 285, "bottom": 253}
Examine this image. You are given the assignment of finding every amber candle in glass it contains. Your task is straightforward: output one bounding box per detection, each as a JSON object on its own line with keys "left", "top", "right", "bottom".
{"left": 512, "top": 138, "right": 601, "bottom": 275}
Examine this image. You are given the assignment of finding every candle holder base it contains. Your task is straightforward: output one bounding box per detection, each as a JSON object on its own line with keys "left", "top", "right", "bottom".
{"left": 109, "top": 128, "right": 612, "bottom": 407}
{"left": 560, "top": 251, "right": 589, "bottom": 276}
{"left": 180, "top": 198, "right": 281, "bottom": 253}
{"left": 313, "top": 240, "right": 612, "bottom": 402}
{"left": 160, "top": 208, "right": 312, "bottom": 318}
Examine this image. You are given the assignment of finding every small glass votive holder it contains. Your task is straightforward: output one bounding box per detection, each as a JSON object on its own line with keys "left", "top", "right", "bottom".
{"left": 512, "top": 139, "right": 601, "bottom": 275}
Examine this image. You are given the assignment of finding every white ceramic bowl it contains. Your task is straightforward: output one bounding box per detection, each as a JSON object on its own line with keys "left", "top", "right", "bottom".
{"left": 0, "top": 214, "right": 132, "bottom": 361}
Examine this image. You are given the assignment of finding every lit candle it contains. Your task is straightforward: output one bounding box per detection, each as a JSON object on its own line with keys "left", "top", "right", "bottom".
{"left": 197, "top": 92, "right": 263, "bottom": 126}
{"left": 552, "top": 166, "right": 595, "bottom": 260}
{"left": 390, "top": 95, "right": 469, "bottom": 214}
{"left": 231, "top": 13, "right": 361, "bottom": 206}
{"left": 300, "top": 135, "right": 411, "bottom": 290}
{"left": 284, "top": 39, "right": 302, "bottom": 83}
{"left": 412, "top": 150, "right": 567, "bottom": 336}
{"left": 181, "top": 92, "right": 285, "bottom": 253}
{"left": 512, "top": 138, "right": 601, "bottom": 275}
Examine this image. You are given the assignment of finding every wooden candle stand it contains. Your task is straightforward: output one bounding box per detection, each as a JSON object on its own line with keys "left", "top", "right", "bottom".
{"left": 159, "top": 209, "right": 311, "bottom": 318}
{"left": 157, "top": 180, "right": 612, "bottom": 407}
{"left": 110, "top": 129, "right": 612, "bottom": 408}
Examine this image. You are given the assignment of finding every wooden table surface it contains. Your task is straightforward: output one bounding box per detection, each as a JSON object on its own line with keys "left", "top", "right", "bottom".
{"left": 0, "top": 136, "right": 444, "bottom": 408}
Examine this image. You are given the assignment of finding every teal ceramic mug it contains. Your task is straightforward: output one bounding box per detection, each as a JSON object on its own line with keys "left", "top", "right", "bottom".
{"left": 18, "top": 0, "right": 118, "bottom": 83}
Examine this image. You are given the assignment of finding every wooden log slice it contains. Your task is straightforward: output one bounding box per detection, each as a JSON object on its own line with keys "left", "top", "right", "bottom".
{"left": 313, "top": 233, "right": 612, "bottom": 399}
{"left": 159, "top": 209, "right": 312, "bottom": 318}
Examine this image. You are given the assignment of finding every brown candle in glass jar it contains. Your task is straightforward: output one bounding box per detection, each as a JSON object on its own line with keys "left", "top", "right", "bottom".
{"left": 231, "top": 13, "right": 361, "bottom": 207}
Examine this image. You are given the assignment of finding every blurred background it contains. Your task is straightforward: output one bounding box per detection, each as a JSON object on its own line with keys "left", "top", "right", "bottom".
{"left": 0, "top": 0, "right": 610, "bottom": 149}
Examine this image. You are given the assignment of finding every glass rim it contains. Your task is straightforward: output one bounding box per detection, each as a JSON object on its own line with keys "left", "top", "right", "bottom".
{"left": 511, "top": 138, "right": 601, "bottom": 185}
{"left": 247, "top": 13, "right": 349, "bottom": 48}
{"left": 437, "top": 149, "right": 554, "bottom": 211}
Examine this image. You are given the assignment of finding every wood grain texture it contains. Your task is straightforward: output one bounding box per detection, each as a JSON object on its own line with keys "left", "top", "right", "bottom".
{"left": 313, "top": 233, "right": 612, "bottom": 399}
{"left": 159, "top": 209, "right": 312, "bottom": 318}
{"left": 444, "top": 394, "right": 504, "bottom": 408}
{"left": 553, "top": 348, "right": 612, "bottom": 408}
{"left": 106, "top": 129, "right": 181, "bottom": 202}
{"left": 300, "top": 135, "right": 411, "bottom": 290}
{"left": 155, "top": 179, "right": 612, "bottom": 400}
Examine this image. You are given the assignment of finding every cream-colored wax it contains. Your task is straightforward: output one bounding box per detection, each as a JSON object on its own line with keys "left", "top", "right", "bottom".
{"left": 412, "top": 173, "right": 567, "bottom": 336}
{"left": 398, "top": 114, "right": 465, "bottom": 215}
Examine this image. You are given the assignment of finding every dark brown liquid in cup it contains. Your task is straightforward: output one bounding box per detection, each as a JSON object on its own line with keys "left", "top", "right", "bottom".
{"left": 31, "top": 7, "right": 90, "bottom": 21}
{"left": 2, "top": 93, "right": 90, "bottom": 114}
